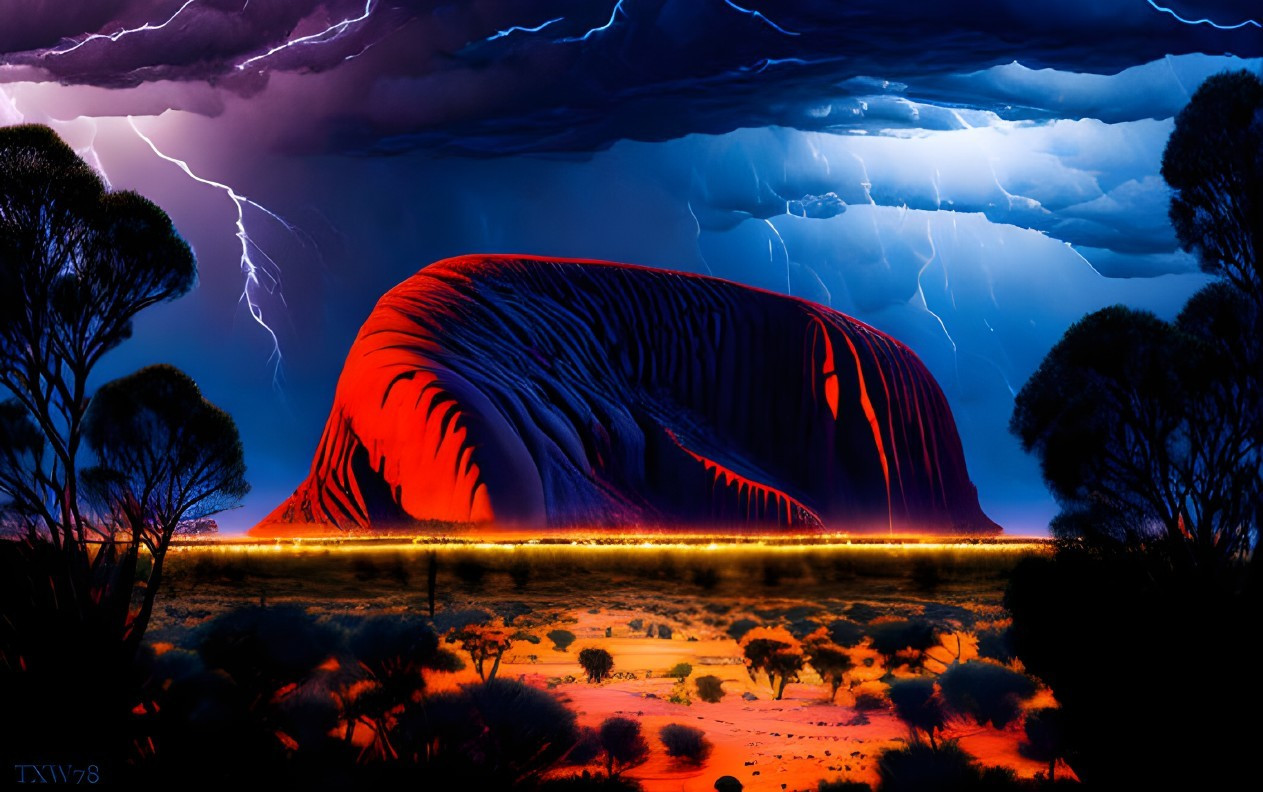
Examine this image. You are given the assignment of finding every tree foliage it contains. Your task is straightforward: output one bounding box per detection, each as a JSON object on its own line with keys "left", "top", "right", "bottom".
{"left": 740, "top": 626, "right": 805, "bottom": 700}
{"left": 1162, "top": 69, "right": 1263, "bottom": 296}
{"left": 578, "top": 647, "right": 615, "bottom": 683}
{"left": 597, "top": 717, "right": 649, "bottom": 777}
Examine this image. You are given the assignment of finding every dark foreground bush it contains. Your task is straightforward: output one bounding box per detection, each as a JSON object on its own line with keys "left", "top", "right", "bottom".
{"left": 877, "top": 741, "right": 1022, "bottom": 792}
{"left": 695, "top": 675, "right": 725, "bottom": 703}
{"left": 659, "top": 723, "right": 712, "bottom": 764}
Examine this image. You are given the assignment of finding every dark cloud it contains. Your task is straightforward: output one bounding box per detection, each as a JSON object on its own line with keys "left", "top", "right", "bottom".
{"left": 4, "top": 1, "right": 1260, "bottom": 154}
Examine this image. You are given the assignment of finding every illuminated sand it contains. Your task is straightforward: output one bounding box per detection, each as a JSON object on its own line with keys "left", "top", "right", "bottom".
{"left": 154, "top": 540, "right": 1059, "bottom": 791}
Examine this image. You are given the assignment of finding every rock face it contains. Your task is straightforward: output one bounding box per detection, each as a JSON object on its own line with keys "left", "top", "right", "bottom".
{"left": 256, "top": 256, "right": 998, "bottom": 535}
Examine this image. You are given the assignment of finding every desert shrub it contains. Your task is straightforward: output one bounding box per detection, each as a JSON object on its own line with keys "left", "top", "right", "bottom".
{"left": 845, "top": 603, "right": 883, "bottom": 623}
{"left": 512, "top": 630, "right": 542, "bottom": 644}
{"left": 659, "top": 723, "right": 713, "bottom": 764}
{"left": 938, "top": 661, "right": 1036, "bottom": 729}
{"left": 549, "top": 629, "right": 577, "bottom": 652}
{"left": 394, "top": 679, "right": 579, "bottom": 786}
{"left": 853, "top": 690, "right": 888, "bottom": 711}
{"left": 666, "top": 662, "right": 693, "bottom": 680}
{"left": 876, "top": 740, "right": 1022, "bottom": 792}
{"left": 668, "top": 680, "right": 691, "bottom": 705}
{"left": 598, "top": 717, "right": 650, "bottom": 776}
{"left": 433, "top": 608, "right": 492, "bottom": 633}
{"left": 975, "top": 627, "right": 1015, "bottom": 664}
{"left": 579, "top": 648, "right": 615, "bottom": 683}
{"left": 867, "top": 620, "right": 940, "bottom": 667}
{"left": 727, "top": 617, "right": 758, "bottom": 641}
{"left": 628, "top": 618, "right": 644, "bottom": 631}
{"left": 825, "top": 619, "right": 866, "bottom": 648}
{"left": 888, "top": 678, "right": 946, "bottom": 747}
{"left": 695, "top": 675, "right": 725, "bottom": 703}
{"left": 656, "top": 624, "right": 673, "bottom": 640}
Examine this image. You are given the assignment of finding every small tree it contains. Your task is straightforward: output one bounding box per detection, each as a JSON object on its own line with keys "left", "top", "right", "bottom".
{"left": 740, "top": 627, "right": 805, "bottom": 700}
{"left": 665, "top": 662, "right": 692, "bottom": 680}
{"left": 549, "top": 629, "right": 577, "bottom": 652}
{"left": 659, "top": 723, "right": 712, "bottom": 765}
{"left": 1020, "top": 707, "right": 1066, "bottom": 781}
{"left": 938, "top": 661, "right": 1036, "bottom": 729}
{"left": 446, "top": 622, "right": 513, "bottom": 681}
{"left": 803, "top": 627, "right": 854, "bottom": 700}
{"left": 579, "top": 647, "right": 615, "bottom": 683}
{"left": 888, "top": 678, "right": 946, "bottom": 748}
{"left": 1161, "top": 69, "right": 1263, "bottom": 296}
{"left": 598, "top": 716, "right": 649, "bottom": 777}
{"left": 866, "top": 620, "right": 940, "bottom": 669}
{"left": 694, "top": 675, "right": 725, "bottom": 703}
{"left": 82, "top": 365, "right": 249, "bottom": 655}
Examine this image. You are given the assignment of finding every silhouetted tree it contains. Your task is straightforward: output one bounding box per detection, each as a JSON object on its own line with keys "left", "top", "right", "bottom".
{"left": 1161, "top": 69, "right": 1263, "bottom": 296}
{"left": 937, "top": 661, "right": 1035, "bottom": 729}
{"left": 803, "top": 627, "right": 854, "bottom": 699}
{"left": 337, "top": 615, "right": 461, "bottom": 757}
{"left": 659, "top": 723, "right": 712, "bottom": 765}
{"left": 598, "top": 717, "right": 650, "bottom": 777}
{"left": 740, "top": 627, "right": 805, "bottom": 700}
{"left": 1019, "top": 708, "right": 1066, "bottom": 781}
{"left": 666, "top": 662, "right": 693, "bottom": 680}
{"left": 82, "top": 365, "right": 249, "bottom": 657}
{"left": 579, "top": 647, "right": 615, "bottom": 683}
{"left": 446, "top": 622, "right": 513, "bottom": 681}
{"left": 0, "top": 125, "right": 229, "bottom": 771}
{"left": 888, "top": 678, "right": 946, "bottom": 748}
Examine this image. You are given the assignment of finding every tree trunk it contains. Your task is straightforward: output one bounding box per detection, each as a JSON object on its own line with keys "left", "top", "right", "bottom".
{"left": 775, "top": 675, "right": 788, "bottom": 700}
{"left": 427, "top": 551, "right": 437, "bottom": 618}
{"left": 489, "top": 651, "right": 503, "bottom": 681}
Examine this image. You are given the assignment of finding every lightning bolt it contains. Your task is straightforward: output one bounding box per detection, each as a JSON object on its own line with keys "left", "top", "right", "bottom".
{"left": 127, "top": 117, "right": 291, "bottom": 388}
{"left": 238, "top": 0, "right": 376, "bottom": 70}
{"left": 721, "top": 1, "right": 800, "bottom": 36}
{"left": 484, "top": 17, "right": 565, "bottom": 43}
{"left": 47, "top": 0, "right": 201, "bottom": 56}
{"left": 1144, "top": 0, "right": 1260, "bottom": 30}
{"left": 74, "top": 118, "right": 112, "bottom": 190}
{"left": 764, "top": 218, "right": 791, "bottom": 295}
{"left": 559, "top": 0, "right": 626, "bottom": 43}
{"left": 686, "top": 201, "right": 714, "bottom": 276}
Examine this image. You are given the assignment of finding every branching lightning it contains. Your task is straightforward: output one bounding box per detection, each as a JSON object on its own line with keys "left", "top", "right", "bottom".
{"left": 1144, "top": 0, "right": 1260, "bottom": 30}
{"left": 721, "top": 1, "right": 801, "bottom": 37}
{"left": 764, "top": 218, "right": 791, "bottom": 295}
{"left": 47, "top": 0, "right": 201, "bottom": 56}
{"left": 238, "top": 0, "right": 376, "bottom": 70}
{"left": 128, "top": 117, "right": 292, "bottom": 388}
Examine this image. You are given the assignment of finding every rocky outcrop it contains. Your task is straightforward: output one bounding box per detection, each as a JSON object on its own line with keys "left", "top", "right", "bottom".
{"left": 256, "top": 256, "right": 998, "bottom": 535}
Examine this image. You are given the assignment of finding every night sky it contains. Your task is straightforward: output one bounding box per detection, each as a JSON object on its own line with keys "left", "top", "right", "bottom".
{"left": 1, "top": 1, "right": 1259, "bottom": 533}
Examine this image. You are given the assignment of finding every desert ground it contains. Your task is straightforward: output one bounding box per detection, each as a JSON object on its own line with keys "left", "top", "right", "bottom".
{"left": 151, "top": 539, "right": 1059, "bottom": 791}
